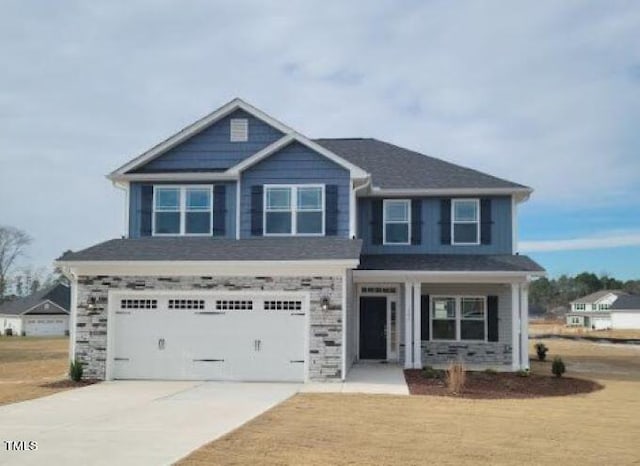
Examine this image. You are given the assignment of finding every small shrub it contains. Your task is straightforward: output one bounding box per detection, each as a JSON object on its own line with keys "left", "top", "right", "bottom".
{"left": 552, "top": 356, "right": 566, "bottom": 378}
{"left": 534, "top": 342, "right": 548, "bottom": 361}
{"left": 484, "top": 368, "right": 497, "bottom": 375}
{"left": 69, "top": 359, "right": 83, "bottom": 382}
{"left": 21, "top": 330, "right": 26, "bottom": 336}
{"left": 516, "top": 369, "right": 530, "bottom": 378}
{"left": 422, "top": 365, "right": 442, "bottom": 379}
{"left": 446, "top": 361, "right": 466, "bottom": 394}
{"left": 4, "top": 328, "right": 13, "bottom": 336}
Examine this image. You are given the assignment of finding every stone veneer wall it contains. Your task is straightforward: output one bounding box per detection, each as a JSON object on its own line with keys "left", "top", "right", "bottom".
{"left": 75, "top": 275, "right": 343, "bottom": 381}
{"left": 421, "top": 341, "right": 512, "bottom": 368}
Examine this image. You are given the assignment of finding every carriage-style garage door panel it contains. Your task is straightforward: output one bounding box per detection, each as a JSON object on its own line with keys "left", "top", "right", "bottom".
{"left": 111, "top": 294, "right": 307, "bottom": 382}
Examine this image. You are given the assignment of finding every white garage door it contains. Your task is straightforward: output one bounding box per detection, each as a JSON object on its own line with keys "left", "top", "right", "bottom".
{"left": 111, "top": 293, "right": 307, "bottom": 382}
{"left": 24, "top": 316, "right": 68, "bottom": 336}
{"left": 591, "top": 317, "right": 611, "bottom": 330}
{"left": 611, "top": 311, "right": 640, "bottom": 330}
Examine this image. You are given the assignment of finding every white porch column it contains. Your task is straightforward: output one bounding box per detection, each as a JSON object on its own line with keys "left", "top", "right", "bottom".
{"left": 404, "top": 281, "right": 413, "bottom": 369}
{"left": 520, "top": 283, "right": 530, "bottom": 370}
{"left": 412, "top": 282, "right": 422, "bottom": 369}
{"left": 69, "top": 275, "right": 78, "bottom": 362}
{"left": 511, "top": 283, "right": 521, "bottom": 371}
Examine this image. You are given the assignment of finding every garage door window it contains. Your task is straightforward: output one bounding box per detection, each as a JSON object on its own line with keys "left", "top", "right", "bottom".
{"left": 264, "top": 300, "right": 302, "bottom": 311}
{"left": 216, "top": 300, "right": 253, "bottom": 311}
{"left": 121, "top": 299, "right": 158, "bottom": 309}
{"left": 168, "top": 299, "right": 205, "bottom": 310}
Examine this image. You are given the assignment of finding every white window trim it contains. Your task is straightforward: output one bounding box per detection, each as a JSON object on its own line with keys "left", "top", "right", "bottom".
{"left": 429, "top": 295, "right": 488, "bottom": 342}
{"left": 263, "top": 184, "right": 326, "bottom": 236}
{"left": 152, "top": 185, "right": 214, "bottom": 236}
{"left": 382, "top": 199, "right": 411, "bottom": 245}
{"left": 451, "top": 198, "right": 481, "bottom": 246}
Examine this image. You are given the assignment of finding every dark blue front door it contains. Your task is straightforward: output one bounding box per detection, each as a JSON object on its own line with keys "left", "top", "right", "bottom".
{"left": 359, "top": 297, "right": 387, "bottom": 360}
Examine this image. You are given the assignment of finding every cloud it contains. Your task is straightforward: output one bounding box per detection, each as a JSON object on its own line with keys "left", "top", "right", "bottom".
{"left": 520, "top": 232, "right": 640, "bottom": 252}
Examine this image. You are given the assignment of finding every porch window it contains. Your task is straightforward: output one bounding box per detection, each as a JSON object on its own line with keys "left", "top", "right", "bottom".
{"left": 383, "top": 200, "right": 410, "bottom": 245}
{"left": 431, "top": 297, "right": 456, "bottom": 340}
{"left": 153, "top": 186, "right": 213, "bottom": 236}
{"left": 431, "top": 296, "right": 487, "bottom": 341}
{"left": 264, "top": 185, "right": 324, "bottom": 235}
{"left": 452, "top": 199, "right": 480, "bottom": 245}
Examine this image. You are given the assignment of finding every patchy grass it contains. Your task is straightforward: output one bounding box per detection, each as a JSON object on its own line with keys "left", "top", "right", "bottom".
{"left": 530, "top": 322, "right": 640, "bottom": 340}
{"left": 0, "top": 336, "right": 75, "bottom": 405}
{"left": 180, "top": 339, "right": 640, "bottom": 466}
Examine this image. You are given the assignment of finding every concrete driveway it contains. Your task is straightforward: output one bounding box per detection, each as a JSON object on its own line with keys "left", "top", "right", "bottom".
{"left": 0, "top": 381, "right": 299, "bottom": 466}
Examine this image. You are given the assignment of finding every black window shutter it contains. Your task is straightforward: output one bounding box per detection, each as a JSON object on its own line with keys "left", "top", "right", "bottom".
{"left": 325, "top": 185, "right": 339, "bottom": 236}
{"left": 212, "top": 185, "right": 227, "bottom": 237}
{"left": 371, "top": 199, "right": 383, "bottom": 245}
{"left": 487, "top": 295, "right": 499, "bottom": 342}
{"left": 411, "top": 199, "right": 422, "bottom": 245}
{"left": 421, "top": 294, "right": 430, "bottom": 341}
{"left": 250, "top": 185, "right": 263, "bottom": 236}
{"left": 440, "top": 199, "right": 451, "bottom": 244}
{"left": 140, "top": 185, "right": 153, "bottom": 237}
{"left": 480, "top": 198, "right": 492, "bottom": 245}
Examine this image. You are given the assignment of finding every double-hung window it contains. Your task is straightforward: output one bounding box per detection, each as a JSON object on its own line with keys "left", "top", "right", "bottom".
{"left": 153, "top": 186, "right": 212, "bottom": 235}
{"left": 431, "top": 296, "right": 487, "bottom": 341}
{"left": 452, "top": 199, "right": 480, "bottom": 245}
{"left": 264, "top": 185, "right": 324, "bottom": 235}
{"left": 383, "top": 200, "right": 410, "bottom": 245}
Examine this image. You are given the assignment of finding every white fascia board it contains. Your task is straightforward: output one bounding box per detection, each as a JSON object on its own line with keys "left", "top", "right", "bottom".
{"left": 228, "top": 133, "right": 369, "bottom": 179}
{"left": 108, "top": 98, "right": 298, "bottom": 179}
{"left": 21, "top": 300, "right": 69, "bottom": 316}
{"left": 368, "top": 186, "right": 533, "bottom": 200}
{"left": 109, "top": 172, "right": 240, "bottom": 183}
{"left": 352, "top": 270, "right": 545, "bottom": 284}
{"left": 57, "top": 260, "right": 359, "bottom": 278}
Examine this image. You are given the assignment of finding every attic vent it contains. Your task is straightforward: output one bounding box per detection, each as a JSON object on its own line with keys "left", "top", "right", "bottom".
{"left": 230, "top": 118, "right": 248, "bottom": 142}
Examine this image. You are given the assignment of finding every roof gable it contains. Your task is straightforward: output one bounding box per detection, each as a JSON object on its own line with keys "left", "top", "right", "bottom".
{"left": 0, "top": 284, "right": 70, "bottom": 316}
{"left": 570, "top": 290, "right": 626, "bottom": 305}
{"left": 130, "top": 109, "right": 284, "bottom": 173}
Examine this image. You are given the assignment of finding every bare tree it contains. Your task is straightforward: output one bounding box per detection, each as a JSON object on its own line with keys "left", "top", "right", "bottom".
{"left": 0, "top": 226, "right": 32, "bottom": 299}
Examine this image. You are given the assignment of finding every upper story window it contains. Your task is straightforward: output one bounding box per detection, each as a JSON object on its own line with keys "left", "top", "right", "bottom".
{"left": 431, "top": 296, "right": 486, "bottom": 341}
{"left": 575, "top": 303, "right": 586, "bottom": 311}
{"left": 383, "top": 200, "right": 410, "bottom": 245}
{"left": 230, "top": 118, "right": 248, "bottom": 142}
{"left": 598, "top": 303, "right": 610, "bottom": 311}
{"left": 264, "top": 185, "right": 324, "bottom": 236}
{"left": 153, "top": 186, "right": 212, "bottom": 236}
{"left": 452, "top": 199, "right": 480, "bottom": 245}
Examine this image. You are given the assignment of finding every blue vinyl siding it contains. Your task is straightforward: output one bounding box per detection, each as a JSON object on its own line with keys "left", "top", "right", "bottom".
{"left": 240, "top": 141, "right": 350, "bottom": 238}
{"left": 129, "top": 181, "right": 236, "bottom": 238}
{"left": 132, "top": 110, "right": 283, "bottom": 173}
{"left": 359, "top": 196, "right": 512, "bottom": 254}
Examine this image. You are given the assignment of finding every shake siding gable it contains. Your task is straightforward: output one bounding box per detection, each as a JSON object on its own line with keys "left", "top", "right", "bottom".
{"left": 240, "top": 141, "right": 350, "bottom": 238}
{"left": 132, "top": 109, "right": 284, "bottom": 173}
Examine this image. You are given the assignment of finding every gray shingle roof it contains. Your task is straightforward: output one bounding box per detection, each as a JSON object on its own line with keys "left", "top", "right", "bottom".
{"left": 315, "top": 138, "right": 530, "bottom": 190}
{"left": 358, "top": 254, "right": 544, "bottom": 272}
{"left": 0, "top": 283, "right": 70, "bottom": 316}
{"left": 570, "top": 290, "right": 627, "bottom": 305}
{"left": 57, "top": 237, "right": 363, "bottom": 262}
{"left": 610, "top": 294, "right": 640, "bottom": 310}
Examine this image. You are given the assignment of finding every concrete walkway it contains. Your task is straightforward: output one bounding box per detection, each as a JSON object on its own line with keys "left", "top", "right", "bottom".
{"left": 0, "top": 381, "right": 299, "bottom": 466}
{"left": 302, "top": 363, "right": 409, "bottom": 395}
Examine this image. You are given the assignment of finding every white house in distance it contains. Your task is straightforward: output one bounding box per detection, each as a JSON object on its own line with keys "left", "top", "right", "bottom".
{"left": 0, "top": 283, "right": 71, "bottom": 336}
{"left": 566, "top": 290, "right": 628, "bottom": 330}
{"left": 609, "top": 295, "right": 640, "bottom": 330}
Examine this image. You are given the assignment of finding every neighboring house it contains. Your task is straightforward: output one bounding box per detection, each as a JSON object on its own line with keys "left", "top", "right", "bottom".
{"left": 609, "top": 295, "right": 640, "bottom": 330}
{"left": 56, "top": 98, "right": 545, "bottom": 382}
{"left": 0, "top": 284, "right": 71, "bottom": 336}
{"left": 566, "top": 290, "right": 627, "bottom": 329}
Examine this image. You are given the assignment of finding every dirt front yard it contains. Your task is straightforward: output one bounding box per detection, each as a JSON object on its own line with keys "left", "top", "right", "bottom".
{"left": 179, "top": 339, "right": 640, "bottom": 466}
{"left": 0, "top": 337, "right": 74, "bottom": 405}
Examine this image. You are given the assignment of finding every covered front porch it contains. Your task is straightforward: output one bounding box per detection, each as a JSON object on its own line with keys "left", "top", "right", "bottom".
{"left": 346, "top": 268, "right": 538, "bottom": 375}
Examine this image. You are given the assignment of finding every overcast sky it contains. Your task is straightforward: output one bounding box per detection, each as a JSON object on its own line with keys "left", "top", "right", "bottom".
{"left": 1, "top": 1, "right": 639, "bottom": 279}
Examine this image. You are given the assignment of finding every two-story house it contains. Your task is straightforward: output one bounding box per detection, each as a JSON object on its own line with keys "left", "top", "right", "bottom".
{"left": 57, "top": 98, "right": 545, "bottom": 382}
{"left": 566, "top": 290, "right": 627, "bottom": 329}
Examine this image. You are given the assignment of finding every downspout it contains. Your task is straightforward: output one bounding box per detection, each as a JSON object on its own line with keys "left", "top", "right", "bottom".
{"left": 350, "top": 176, "right": 371, "bottom": 239}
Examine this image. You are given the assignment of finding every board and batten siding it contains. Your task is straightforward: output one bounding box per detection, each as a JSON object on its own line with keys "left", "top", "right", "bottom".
{"left": 240, "top": 141, "right": 351, "bottom": 238}
{"left": 132, "top": 109, "right": 284, "bottom": 173}
{"left": 358, "top": 196, "right": 512, "bottom": 254}
{"left": 128, "top": 181, "right": 237, "bottom": 239}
